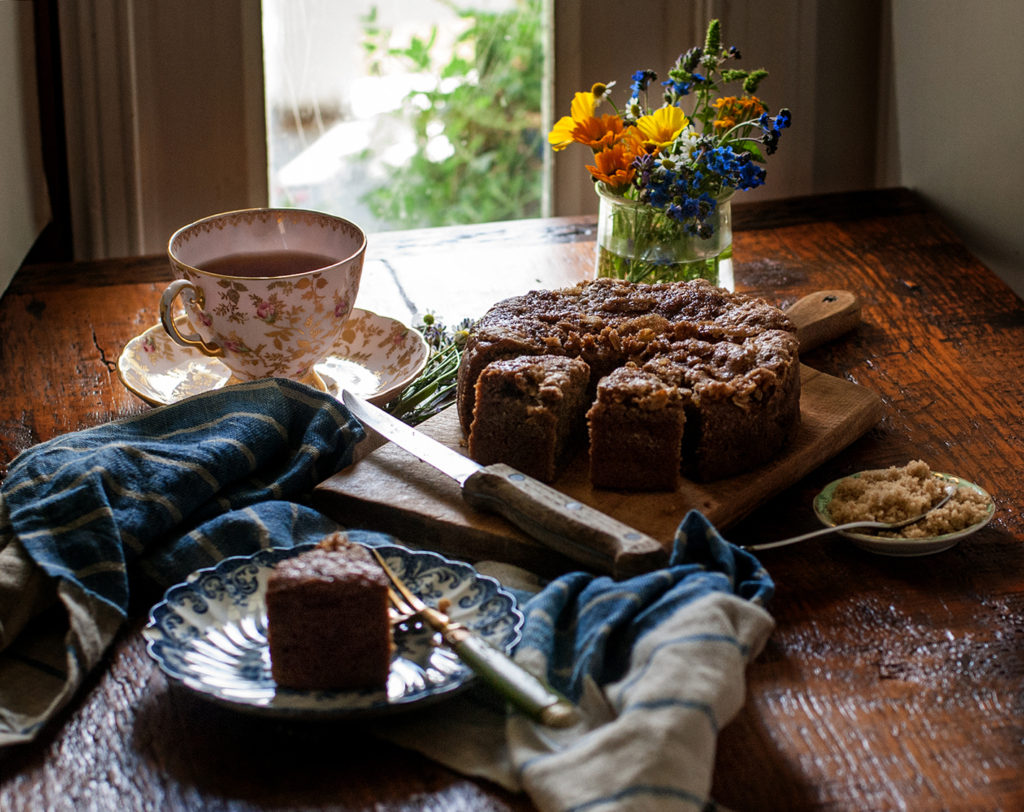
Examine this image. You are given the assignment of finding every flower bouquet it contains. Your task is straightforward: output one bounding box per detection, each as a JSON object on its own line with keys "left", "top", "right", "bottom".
{"left": 549, "top": 19, "right": 791, "bottom": 286}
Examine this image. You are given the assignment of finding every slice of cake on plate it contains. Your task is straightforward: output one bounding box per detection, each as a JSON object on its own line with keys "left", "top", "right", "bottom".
{"left": 266, "top": 532, "right": 393, "bottom": 691}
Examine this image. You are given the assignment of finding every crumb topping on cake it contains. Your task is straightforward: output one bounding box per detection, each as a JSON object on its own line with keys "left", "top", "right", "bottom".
{"left": 457, "top": 278, "right": 801, "bottom": 487}
{"left": 269, "top": 533, "right": 387, "bottom": 590}
{"left": 596, "top": 364, "right": 684, "bottom": 411}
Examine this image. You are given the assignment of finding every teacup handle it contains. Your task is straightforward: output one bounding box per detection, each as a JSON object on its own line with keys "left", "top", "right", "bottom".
{"left": 159, "top": 279, "right": 225, "bottom": 358}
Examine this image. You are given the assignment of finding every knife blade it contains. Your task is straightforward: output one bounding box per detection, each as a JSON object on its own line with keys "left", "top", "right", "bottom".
{"left": 341, "top": 389, "right": 668, "bottom": 578}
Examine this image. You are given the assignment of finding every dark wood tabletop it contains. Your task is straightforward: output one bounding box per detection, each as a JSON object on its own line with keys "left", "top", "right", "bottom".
{"left": 1, "top": 188, "right": 1022, "bottom": 810}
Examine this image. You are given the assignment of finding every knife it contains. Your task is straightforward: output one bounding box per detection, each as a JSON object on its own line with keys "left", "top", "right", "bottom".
{"left": 341, "top": 389, "right": 668, "bottom": 578}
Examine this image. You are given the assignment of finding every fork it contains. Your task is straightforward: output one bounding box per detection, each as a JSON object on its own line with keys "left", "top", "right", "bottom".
{"left": 370, "top": 548, "right": 579, "bottom": 728}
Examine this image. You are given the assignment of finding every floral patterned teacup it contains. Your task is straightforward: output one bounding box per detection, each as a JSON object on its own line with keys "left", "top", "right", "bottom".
{"left": 161, "top": 208, "right": 365, "bottom": 391}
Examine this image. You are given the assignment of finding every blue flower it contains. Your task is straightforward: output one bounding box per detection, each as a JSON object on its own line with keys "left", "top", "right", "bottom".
{"left": 737, "top": 161, "right": 766, "bottom": 190}
{"left": 630, "top": 69, "right": 657, "bottom": 96}
{"left": 631, "top": 151, "right": 657, "bottom": 187}
{"left": 662, "top": 77, "right": 692, "bottom": 97}
{"left": 758, "top": 108, "right": 791, "bottom": 155}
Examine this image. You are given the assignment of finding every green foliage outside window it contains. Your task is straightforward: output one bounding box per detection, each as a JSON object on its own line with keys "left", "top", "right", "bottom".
{"left": 360, "top": 0, "right": 544, "bottom": 228}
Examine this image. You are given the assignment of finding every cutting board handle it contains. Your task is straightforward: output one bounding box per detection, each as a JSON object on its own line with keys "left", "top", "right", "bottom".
{"left": 786, "top": 290, "right": 861, "bottom": 353}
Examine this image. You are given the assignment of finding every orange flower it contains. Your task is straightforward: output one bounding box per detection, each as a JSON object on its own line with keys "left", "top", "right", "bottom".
{"left": 635, "top": 105, "right": 688, "bottom": 148}
{"left": 586, "top": 143, "right": 637, "bottom": 192}
{"left": 576, "top": 114, "right": 626, "bottom": 151}
{"left": 619, "top": 126, "right": 651, "bottom": 156}
{"left": 711, "top": 95, "right": 767, "bottom": 132}
{"left": 548, "top": 91, "right": 625, "bottom": 152}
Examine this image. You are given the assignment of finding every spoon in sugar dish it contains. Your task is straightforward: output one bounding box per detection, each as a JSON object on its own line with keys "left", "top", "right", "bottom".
{"left": 742, "top": 481, "right": 957, "bottom": 552}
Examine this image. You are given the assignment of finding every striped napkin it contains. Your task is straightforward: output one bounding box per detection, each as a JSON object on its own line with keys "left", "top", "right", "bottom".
{"left": 0, "top": 377, "right": 774, "bottom": 811}
{"left": 0, "top": 379, "right": 363, "bottom": 745}
{"left": 379, "top": 510, "right": 775, "bottom": 812}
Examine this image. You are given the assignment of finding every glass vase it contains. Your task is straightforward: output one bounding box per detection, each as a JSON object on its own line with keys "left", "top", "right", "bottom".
{"left": 594, "top": 183, "right": 734, "bottom": 289}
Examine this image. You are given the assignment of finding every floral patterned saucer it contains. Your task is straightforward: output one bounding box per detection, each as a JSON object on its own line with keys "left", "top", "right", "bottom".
{"left": 117, "top": 308, "right": 429, "bottom": 406}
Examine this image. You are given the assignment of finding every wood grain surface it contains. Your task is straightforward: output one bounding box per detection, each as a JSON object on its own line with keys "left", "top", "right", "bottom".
{"left": 2, "top": 189, "right": 1024, "bottom": 811}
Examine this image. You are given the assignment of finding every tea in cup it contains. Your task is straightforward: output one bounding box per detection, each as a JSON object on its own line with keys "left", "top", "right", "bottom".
{"left": 161, "top": 208, "right": 366, "bottom": 390}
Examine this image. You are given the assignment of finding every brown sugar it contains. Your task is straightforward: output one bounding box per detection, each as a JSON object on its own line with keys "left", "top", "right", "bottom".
{"left": 828, "top": 460, "right": 992, "bottom": 538}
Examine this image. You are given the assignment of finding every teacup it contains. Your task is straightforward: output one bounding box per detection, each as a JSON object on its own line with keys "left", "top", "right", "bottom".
{"left": 161, "top": 208, "right": 366, "bottom": 390}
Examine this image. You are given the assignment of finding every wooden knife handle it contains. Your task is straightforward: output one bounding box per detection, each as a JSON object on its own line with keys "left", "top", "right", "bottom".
{"left": 786, "top": 289, "right": 861, "bottom": 352}
{"left": 462, "top": 463, "right": 668, "bottom": 578}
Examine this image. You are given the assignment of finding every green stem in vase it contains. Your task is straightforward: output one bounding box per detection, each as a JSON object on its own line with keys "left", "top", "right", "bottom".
{"left": 595, "top": 183, "right": 733, "bottom": 286}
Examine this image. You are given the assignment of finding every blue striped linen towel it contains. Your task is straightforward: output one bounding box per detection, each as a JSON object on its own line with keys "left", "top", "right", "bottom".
{"left": 0, "top": 378, "right": 363, "bottom": 746}
{"left": 377, "top": 510, "right": 775, "bottom": 812}
{"left": 1, "top": 375, "right": 774, "bottom": 811}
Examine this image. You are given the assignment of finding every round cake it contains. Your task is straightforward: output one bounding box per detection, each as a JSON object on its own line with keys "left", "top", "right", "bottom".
{"left": 457, "top": 278, "right": 800, "bottom": 489}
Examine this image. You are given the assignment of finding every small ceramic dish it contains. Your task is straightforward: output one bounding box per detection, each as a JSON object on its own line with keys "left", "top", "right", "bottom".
{"left": 143, "top": 542, "right": 523, "bottom": 718}
{"left": 117, "top": 308, "right": 429, "bottom": 407}
{"left": 813, "top": 471, "right": 995, "bottom": 557}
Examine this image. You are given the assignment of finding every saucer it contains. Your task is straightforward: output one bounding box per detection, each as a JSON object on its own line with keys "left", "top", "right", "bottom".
{"left": 117, "top": 308, "right": 430, "bottom": 407}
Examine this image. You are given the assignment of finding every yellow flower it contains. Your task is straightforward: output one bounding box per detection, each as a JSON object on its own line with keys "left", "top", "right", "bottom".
{"left": 586, "top": 144, "right": 636, "bottom": 192}
{"left": 636, "top": 105, "right": 688, "bottom": 147}
{"left": 570, "top": 90, "right": 597, "bottom": 119}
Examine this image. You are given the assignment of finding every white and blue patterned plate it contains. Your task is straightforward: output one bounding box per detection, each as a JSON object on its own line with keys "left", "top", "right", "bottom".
{"left": 144, "top": 542, "right": 523, "bottom": 717}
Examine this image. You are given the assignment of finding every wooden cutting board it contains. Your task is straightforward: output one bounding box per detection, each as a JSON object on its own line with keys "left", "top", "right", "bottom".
{"left": 314, "top": 363, "right": 882, "bottom": 574}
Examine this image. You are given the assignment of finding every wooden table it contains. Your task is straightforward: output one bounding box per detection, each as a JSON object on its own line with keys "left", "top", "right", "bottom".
{"left": 2, "top": 188, "right": 1022, "bottom": 810}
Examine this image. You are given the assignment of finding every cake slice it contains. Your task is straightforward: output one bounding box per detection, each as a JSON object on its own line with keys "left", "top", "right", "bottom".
{"left": 266, "top": 532, "right": 393, "bottom": 691}
{"left": 587, "top": 363, "right": 687, "bottom": 491}
{"left": 468, "top": 354, "right": 590, "bottom": 483}
{"left": 644, "top": 332, "right": 800, "bottom": 481}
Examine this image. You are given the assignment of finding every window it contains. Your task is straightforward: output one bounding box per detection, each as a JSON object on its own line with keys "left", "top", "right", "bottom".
{"left": 51, "top": 2, "right": 855, "bottom": 261}
{"left": 262, "top": 0, "right": 546, "bottom": 232}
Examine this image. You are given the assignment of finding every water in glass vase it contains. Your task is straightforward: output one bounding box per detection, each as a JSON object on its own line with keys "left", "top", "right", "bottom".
{"left": 595, "top": 244, "right": 734, "bottom": 289}
{"left": 594, "top": 183, "right": 734, "bottom": 290}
